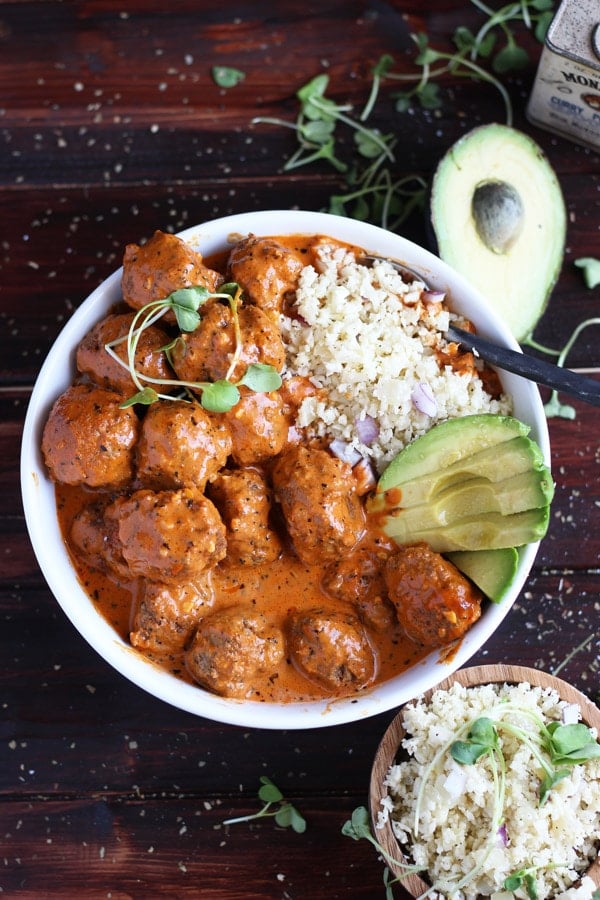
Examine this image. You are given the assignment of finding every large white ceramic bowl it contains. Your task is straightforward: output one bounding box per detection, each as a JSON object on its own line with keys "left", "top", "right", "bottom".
{"left": 20, "top": 209, "right": 551, "bottom": 729}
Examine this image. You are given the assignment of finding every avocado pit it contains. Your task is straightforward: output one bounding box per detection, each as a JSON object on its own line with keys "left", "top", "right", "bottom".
{"left": 471, "top": 179, "right": 524, "bottom": 255}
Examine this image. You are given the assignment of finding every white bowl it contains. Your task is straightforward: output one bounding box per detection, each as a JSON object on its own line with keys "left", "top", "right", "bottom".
{"left": 20, "top": 210, "right": 551, "bottom": 729}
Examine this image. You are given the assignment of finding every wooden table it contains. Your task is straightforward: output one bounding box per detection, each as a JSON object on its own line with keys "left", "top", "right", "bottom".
{"left": 2, "top": 2, "right": 598, "bottom": 897}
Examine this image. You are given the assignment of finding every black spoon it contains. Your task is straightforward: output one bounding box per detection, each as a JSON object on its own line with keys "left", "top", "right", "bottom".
{"left": 360, "top": 256, "right": 600, "bottom": 408}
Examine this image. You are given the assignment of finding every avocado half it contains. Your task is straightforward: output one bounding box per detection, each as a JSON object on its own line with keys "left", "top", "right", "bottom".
{"left": 430, "top": 124, "right": 566, "bottom": 341}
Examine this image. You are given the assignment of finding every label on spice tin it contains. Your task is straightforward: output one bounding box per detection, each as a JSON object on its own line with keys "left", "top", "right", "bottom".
{"left": 527, "top": 0, "right": 600, "bottom": 152}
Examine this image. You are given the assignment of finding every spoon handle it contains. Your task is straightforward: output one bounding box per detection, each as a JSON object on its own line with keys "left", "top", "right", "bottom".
{"left": 446, "top": 325, "right": 600, "bottom": 408}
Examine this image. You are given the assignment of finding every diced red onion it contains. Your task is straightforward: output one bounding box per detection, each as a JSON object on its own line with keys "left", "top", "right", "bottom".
{"left": 355, "top": 413, "right": 380, "bottom": 445}
{"left": 497, "top": 823, "right": 509, "bottom": 847}
{"left": 411, "top": 382, "right": 437, "bottom": 417}
{"left": 422, "top": 290, "right": 446, "bottom": 304}
{"left": 561, "top": 703, "right": 580, "bottom": 725}
{"left": 329, "top": 439, "right": 363, "bottom": 467}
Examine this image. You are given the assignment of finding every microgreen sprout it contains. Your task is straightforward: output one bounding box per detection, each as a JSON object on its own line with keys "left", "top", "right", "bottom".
{"left": 222, "top": 776, "right": 306, "bottom": 834}
{"left": 575, "top": 256, "right": 600, "bottom": 290}
{"left": 211, "top": 65, "right": 245, "bottom": 88}
{"left": 104, "top": 283, "right": 282, "bottom": 413}
{"left": 341, "top": 806, "right": 425, "bottom": 877}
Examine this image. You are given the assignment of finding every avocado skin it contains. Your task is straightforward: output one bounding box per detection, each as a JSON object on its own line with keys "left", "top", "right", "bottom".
{"left": 446, "top": 548, "right": 519, "bottom": 603}
{"left": 429, "top": 124, "right": 566, "bottom": 341}
{"left": 368, "top": 414, "right": 553, "bottom": 554}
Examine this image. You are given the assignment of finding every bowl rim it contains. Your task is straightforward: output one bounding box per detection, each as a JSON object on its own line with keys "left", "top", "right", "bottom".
{"left": 369, "top": 663, "right": 600, "bottom": 897}
{"left": 20, "top": 209, "right": 551, "bottom": 729}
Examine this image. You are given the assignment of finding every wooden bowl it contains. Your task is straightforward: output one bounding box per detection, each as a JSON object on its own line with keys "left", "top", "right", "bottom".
{"left": 369, "top": 664, "right": 600, "bottom": 898}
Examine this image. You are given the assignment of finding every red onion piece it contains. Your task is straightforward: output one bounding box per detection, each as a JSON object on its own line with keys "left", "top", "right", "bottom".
{"left": 329, "top": 439, "right": 363, "bottom": 467}
{"left": 411, "top": 382, "right": 437, "bottom": 417}
{"left": 422, "top": 290, "right": 446, "bottom": 304}
{"left": 354, "top": 414, "right": 379, "bottom": 445}
{"left": 497, "top": 823, "right": 509, "bottom": 846}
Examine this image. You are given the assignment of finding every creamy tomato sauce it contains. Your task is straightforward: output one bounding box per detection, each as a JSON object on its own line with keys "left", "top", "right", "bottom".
{"left": 56, "top": 482, "right": 428, "bottom": 702}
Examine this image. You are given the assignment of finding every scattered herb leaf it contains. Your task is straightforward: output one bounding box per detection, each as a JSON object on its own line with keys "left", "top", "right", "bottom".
{"left": 222, "top": 776, "right": 306, "bottom": 833}
{"left": 574, "top": 257, "right": 600, "bottom": 289}
{"left": 211, "top": 65, "right": 245, "bottom": 88}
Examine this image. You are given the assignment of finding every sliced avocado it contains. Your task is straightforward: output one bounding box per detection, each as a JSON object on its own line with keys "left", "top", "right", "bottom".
{"left": 378, "top": 435, "right": 547, "bottom": 510}
{"left": 375, "top": 414, "right": 529, "bottom": 497}
{"left": 430, "top": 123, "right": 566, "bottom": 341}
{"left": 367, "top": 414, "right": 553, "bottom": 554}
{"left": 391, "top": 468, "right": 554, "bottom": 533}
{"left": 446, "top": 548, "right": 519, "bottom": 603}
{"left": 383, "top": 506, "right": 550, "bottom": 553}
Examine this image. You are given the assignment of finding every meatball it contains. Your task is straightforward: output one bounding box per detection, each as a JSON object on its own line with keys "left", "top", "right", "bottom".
{"left": 228, "top": 235, "right": 305, "bottom": 318}
{"left": 222, "top": 387, "right": 289, "bottom": 466}
{"left": 42, "top": 383, "right": 139, "bottom": 487}
{"left": 287, "top": 607, "right": 376, "bottom": 692}
{"left": 271, "top": 446, "right": 365, "bottom": 565}
{"left": 208, "top": 467, "right": 282, "bottom": 566}
{"left": 170, "top": 300, "right": 285, "bottom": 385}
{"left": 322, "top": 546, "right": 397, "bottom": 632}
{"left": 76, "top": 312, "right": 174, "bottom": 396}
{"left": 70, "top": 501, "right": 130, "bottom": 579}
{"left": 105, "top": 488, "right": 226, "bottom": 582}
{"left": 136, "top": 399, "right": 232, "bottom": 490}
{"left": 122, "top": 230, "right": 222, "bottom": 313}
{"left": 185, "top": 605, "right": 284, "bottom": 698}
{"left": 384, "top": 543, "right": 483, "bottom": 648}
{"left": 130, "top": 578, "right": 214, "bottom": 654}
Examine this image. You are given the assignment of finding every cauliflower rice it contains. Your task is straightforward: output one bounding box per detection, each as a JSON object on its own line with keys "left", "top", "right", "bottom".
{"left": 280, "top": 244, "right": 512, "bottom": 472}
{"left": 377, "top": 681, "right": 600, "bottom": 900}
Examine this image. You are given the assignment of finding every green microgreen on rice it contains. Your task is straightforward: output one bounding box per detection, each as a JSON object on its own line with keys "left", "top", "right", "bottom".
{"left": 104, "top": 282, "right": 281, "bottom": 413}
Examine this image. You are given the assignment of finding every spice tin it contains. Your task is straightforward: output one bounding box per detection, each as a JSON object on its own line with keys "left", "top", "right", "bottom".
{"left": 527, "top": 0, "right": 600, "bottom": 152}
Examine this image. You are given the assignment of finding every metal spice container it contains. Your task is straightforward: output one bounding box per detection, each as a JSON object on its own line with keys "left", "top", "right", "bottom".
{"left": 527, "top": 0, "right": 600, "bottom": 152}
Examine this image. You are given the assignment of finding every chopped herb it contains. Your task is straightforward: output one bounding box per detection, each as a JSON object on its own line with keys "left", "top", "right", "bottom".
{"left": 222, "top": 776, "right": 306, "bottom": 833}
{"left": 104, "top": 282, "right": 282, "bottom": 413}
{"left": 211, "top": 65, "right": 245, "bottom": 88}
{"left": 574, "top": 256, "right": 600, "bottom": 289}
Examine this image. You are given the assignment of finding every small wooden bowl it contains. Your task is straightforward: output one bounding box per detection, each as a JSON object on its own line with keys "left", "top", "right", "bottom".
{"left": 369, "top": 664, "right": 600, "bottom": 898}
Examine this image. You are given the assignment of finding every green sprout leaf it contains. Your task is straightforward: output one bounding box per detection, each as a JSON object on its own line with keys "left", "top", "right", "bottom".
{"left": 574, "top": 257, "right": 600, "bottom": 289}
{"left": 493, "top": 41, "right": 530, "bottom": 73}
{"left": 120, "top": 387, "right": 159, "bottom": 408}
{"left": 222, "top": 776, "right": 306, "bottom": 833}
{"left": 212, "top": 65, "right": 245, "bottom": 88}
{"left": 238, "top": 363, "right": 282, "bottom": 393}
{"left": 200, "top": 379, "right": 240, "bottom": 413}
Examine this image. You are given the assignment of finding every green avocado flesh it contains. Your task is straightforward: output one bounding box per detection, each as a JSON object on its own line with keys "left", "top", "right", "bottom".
{"left": 367, "top": 414, "right": 553, "bottom": 554}
{"left": 446, "top": 548, "right": 519, "bottom": 603}
{"left": 430, "top": 123, "right": 566, "bottom": 341}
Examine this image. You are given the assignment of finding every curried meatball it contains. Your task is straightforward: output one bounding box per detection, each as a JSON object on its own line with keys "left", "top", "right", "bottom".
{"left": 136, "top": 399, "right": 232, "bottom": 490}
{"left": 384, "top": 543, "right": 483, "bottom": 648}
{"left": 227, "top": 235, "right": 305, "bottom": 318}
{"left": 76, "top": 312, "right": 174, "bottom": 396}
{"left": 170, "top": 301, "right": 285, "bottom": 385}
{"left": 185, "top": 605, "right": 284, "bottom": 698}
{"left": 287, "top": 607, "right": 376, "bottom": 692}
{"left": 208, "top": 467, "right": 282, "bottom": 566}
{"left": 121, "top": 230, "right": 222, "bottom": 313}
{"left": 271, "top": 445, "right": 365, "bottom": 565}
{"left": 42, "top": 383, "right": 139, "bottom": 488}
{"left": 130, "top": 578, "right": 214, "bottom": 654}
{"left": 322, "top": 546, "right": 397, "bottom": 632}
{"left": 70, "top": 500, "right": 130, "bottom": 579}
{"left": 105, "top": 488, "right": 226, "bottom": 582}
{"left": 222, "top": 387, "right": 289, "bottom": 466}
